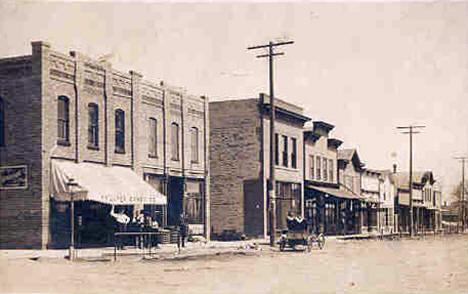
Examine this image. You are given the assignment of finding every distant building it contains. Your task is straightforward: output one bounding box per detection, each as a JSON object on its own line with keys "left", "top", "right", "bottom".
{"left": 391, "top": 170, "right": 439, "bottom": 233}
{"left": 0, "top": 41, "right": 210, "bottom": 248}
{"left": 209, "top": 94, "right": 310, "bottom": 238}
{"left": 337, "top": 148, "right": 365, "bottom": 234}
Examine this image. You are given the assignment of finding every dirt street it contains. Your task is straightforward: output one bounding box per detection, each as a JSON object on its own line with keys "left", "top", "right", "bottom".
{"left": 1, "top": 235, "right": 467, "bottom": 294}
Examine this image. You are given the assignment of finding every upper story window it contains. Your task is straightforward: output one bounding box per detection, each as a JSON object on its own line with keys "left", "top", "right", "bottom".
{"left": 275, "top": 133, "right": 279, "bottom": 165}
{"left": 171, "top": 122, "right": 180, "bottom": 161}
{"left": 190, "top": 127, "right": 199, "bottom": 163}
{"left": 115, "top": 109, "right": 125, "bottom": 153}
{"left": 309, "top": 155, "right": 314, "bottom": 180}
{"left": 323, "top": 157, "right": 328, "bottom": 181}
{"left": 291, "top": 138, "right": 297, "bottom": 169}
{"left": 282, "top": 135, "right": 288, "bottom": 167}
{"left": 88, "top": 103, "right": 99, "bottom": 149}
{"left": 148, "top": 118, "right": 157, "bottom": 158}
{"left": 329, "top": 159, "right": 333, "bottom": 183}
{"left": 57, "top": 96, "right": 70, "bottom": 145}
{"left": 0, "top": 98, "right": 4, "bottom": 147}
{"left": 316, "top": 157, "right": 321, "bottom": 181}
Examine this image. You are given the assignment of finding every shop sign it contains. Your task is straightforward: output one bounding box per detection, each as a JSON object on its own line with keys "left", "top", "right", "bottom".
{"left": 0, "top": 165, "right": 27, "bottom": 190}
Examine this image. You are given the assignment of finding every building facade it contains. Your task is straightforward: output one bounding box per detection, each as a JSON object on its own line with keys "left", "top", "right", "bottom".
{"left": 391, "top": 170, "right": 439, "bottom": 234}
{"left": 209, "top": 94, "right": 309, "bottom": 238}
{"left": 303, "top": 121, "right": 362, "bottom": 236}
{"left": 337, "top": 149, "right": 365, "bottom": 234}
{"left": 0, "top": 41, "right": 210, "bottom": 248}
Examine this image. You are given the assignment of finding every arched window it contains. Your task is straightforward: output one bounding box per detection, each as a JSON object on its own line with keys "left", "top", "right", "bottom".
{"left": 57, "top": 96, "right": 70, "bottom": 145}
{"left": 190, "top": 127, "right": 199, "bottom": 163}
{"left": 115, "top": 109, "right": 125, "bottom": 153}
{"left": 88, "top": 103, "right": 99, "bottom": 148}
{"left": 0, "top": 98, "right": 4, "bottom": 147}
{"left": 171, "top": 122, "right": 179, "bottom": 161}
{"left": 148, "top": 118, "right": 157, "bottom": 157}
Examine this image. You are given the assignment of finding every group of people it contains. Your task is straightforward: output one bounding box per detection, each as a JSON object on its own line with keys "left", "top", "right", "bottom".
{"left": 110, "top": 206, "right": 189, "bottom": 250}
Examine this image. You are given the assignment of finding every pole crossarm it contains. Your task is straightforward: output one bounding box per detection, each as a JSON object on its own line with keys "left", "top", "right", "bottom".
{"left": 257, "top": 52, "right": 284, "bottom": 58}
{"left": 247, "top": 40, "right": 294, "bottom": 50}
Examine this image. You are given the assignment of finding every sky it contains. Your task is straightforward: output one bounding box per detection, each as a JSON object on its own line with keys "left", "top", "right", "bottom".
{"left": 1, "top": 0, "right": 467, "bottom": 200}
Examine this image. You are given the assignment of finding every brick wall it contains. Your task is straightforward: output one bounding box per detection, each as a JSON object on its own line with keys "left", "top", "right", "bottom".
{"left": 209, "top": 99, "right": 262, "bottom": 235}
{"left": 0, "top": 46, "right": 43, "bottom": 248}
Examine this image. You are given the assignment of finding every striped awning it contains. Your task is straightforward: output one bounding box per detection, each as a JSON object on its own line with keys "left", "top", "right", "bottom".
{"left": 50, "top": 160, "right": 166, "bottom": 205}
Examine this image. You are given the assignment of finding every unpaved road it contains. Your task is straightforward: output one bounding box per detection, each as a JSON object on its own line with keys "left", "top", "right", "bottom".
{"left": 1, "top": 235, "right": 467, "bottom": 294}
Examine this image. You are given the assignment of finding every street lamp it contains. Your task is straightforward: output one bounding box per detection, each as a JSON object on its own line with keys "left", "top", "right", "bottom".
{"left": 67, "top": 178, "right": 78, "bottom": 261}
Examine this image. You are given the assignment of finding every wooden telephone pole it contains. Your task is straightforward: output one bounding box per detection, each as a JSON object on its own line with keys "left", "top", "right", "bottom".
{"left": 248, "top": 40, "right": 294, "bottom": 247}
{"left": 397, "top": 125, "right": 425, "bottom": 237}
{"left": 454, "top": 157, "right": 466, "bottom": 231}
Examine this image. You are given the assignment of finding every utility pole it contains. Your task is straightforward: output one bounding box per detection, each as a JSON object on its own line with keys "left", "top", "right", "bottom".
{"left": 397, "top": 125, "right": 425, "bottom": 237}
{"left": 454, "top": 157, "right": 466, "bottom": 231}
{"left": 248, "top": 40, "right": 294, "bottom": 247}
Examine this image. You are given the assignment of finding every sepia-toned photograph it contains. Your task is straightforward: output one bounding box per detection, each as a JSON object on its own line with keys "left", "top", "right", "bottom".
{"left": 0, "top": 0, "right": 467, "bottom": 293}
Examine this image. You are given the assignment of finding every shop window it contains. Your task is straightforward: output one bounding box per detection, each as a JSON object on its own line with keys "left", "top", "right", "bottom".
{"left": 291, "top": 138, "right": 297, "bottom": 169}
{"left": 115, "top": 109, "right": 125, "bottom": 153}
{"left": 0, "top": 98, "right": 4, "bottom": 147}
{"left": 282, "top": 135, "right": 288, "bottom": 167}
{"left": 184, "top": 181, "right": 204, "bottom": 224}
{"left": 148, "top": 118, "right": 157, "bottom": 158}
{"left": 88, "top": 103, "right": 99, "bottom": 149}
{"left": 171, "top": 122, "right": 179, "bottom": 161}
{"left": 57, "top": 96, "right": 70, "bottom": 145}
{"left": 275, "top": 133, "right": 279, "bottom": 165}
{"left": 190, "top": 127, "right": 199, "bottom": 163}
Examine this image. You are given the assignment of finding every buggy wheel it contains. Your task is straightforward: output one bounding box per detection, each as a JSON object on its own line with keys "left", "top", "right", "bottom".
{"left": 279, "top": 240, "right": 286, "bottom": 252}
{"left": 317, "top": 234, "right": 326, "bottom": 250}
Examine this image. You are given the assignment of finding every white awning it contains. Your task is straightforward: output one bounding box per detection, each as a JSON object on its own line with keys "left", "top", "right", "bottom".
{"left": 50, "top": 160, "right": 167, "bottom": 205}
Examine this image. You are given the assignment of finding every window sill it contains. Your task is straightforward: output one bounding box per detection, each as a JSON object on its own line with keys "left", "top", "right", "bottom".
{"left": 87, "top": 145, "right": 99, "bottom": 151}
{"left": 57, "top": 140, "right": 71, "bottom": 147}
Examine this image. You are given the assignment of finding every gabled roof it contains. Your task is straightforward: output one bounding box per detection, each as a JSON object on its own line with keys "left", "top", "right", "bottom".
{"left": 390, "top": 171, "right": 435, "bottom": 189}
{"left": 338, "top": 148, "right": 365, "bottom": 170}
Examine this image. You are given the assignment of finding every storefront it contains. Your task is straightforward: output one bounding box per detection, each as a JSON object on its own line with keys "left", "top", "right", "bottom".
{"left": 49, "top": 160, "right": 166, "bottom": 248}
{"left": 305, "top": 184, "right": 362, "bottom": 236}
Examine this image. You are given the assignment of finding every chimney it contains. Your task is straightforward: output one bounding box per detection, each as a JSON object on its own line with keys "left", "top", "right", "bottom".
{"left": 393, "top": 164, "right": 397, "bottom": 173}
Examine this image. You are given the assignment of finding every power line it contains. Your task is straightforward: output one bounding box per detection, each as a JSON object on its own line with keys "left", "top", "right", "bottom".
{"left": 397, "top": 125, "right": 425, "bottom": 237}
{"left": 248, "top": 40, "right": 294, "bottom": 247}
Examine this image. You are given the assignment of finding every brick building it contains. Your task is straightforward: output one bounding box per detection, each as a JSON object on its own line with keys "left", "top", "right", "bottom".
{"left": 209, "top": 94, "right": 309, "bottom": 238}
{"left": 0, "top": 41, "right": 210, "bottom": 248}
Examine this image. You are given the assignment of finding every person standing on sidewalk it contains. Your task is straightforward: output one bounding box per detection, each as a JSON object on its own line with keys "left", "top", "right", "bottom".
{"left": 177, "top": 213, "right": 189, "bottom": 250}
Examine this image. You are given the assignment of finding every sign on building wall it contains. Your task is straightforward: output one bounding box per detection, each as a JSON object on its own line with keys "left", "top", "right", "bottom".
{"left": 0, "top": 165, "right": 28, "bottom": 189}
